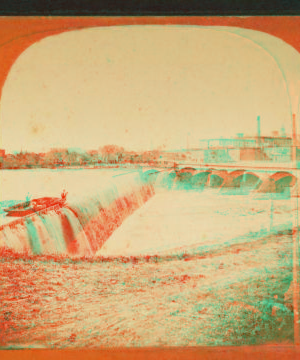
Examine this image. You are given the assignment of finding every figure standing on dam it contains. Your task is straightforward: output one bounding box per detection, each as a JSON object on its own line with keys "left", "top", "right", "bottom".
{"left": 61, "top": 189, "right": 68, "bottom": 201}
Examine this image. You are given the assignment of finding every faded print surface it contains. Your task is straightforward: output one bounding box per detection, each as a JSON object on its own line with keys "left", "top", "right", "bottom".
{"left": 0, "top": 21, "right": 300, "bottom": 348}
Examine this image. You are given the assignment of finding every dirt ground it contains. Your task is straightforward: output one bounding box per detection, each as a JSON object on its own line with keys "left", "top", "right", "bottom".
{"left": 0, "top": 229, "right": 295, "bottom": 348}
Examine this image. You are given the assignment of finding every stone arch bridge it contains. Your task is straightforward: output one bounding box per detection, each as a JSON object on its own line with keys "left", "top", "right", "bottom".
{"left": 141, "top": 165, "right": 298, "bottom": 193}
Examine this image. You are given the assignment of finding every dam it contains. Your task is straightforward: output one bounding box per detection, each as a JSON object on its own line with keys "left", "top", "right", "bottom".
{"left": 0, "top": 165, "right": 298, "bottom": 258}
{"left": 0, "top": 169, "right": 155, "bottom": 257}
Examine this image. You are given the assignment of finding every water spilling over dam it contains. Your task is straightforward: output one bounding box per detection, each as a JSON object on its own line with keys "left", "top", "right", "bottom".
{"left": 0, "top": 171, "right": 155, "bottom": 257}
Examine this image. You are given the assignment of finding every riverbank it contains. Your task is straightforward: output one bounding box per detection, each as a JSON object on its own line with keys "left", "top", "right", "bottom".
{"left": 0, "top": 228, "right": 294, "bottom": 348}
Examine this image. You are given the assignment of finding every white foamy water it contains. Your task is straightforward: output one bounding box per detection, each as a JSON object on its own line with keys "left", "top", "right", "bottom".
{"left": 98, "top": 188, "right": 296, "bottom": 256}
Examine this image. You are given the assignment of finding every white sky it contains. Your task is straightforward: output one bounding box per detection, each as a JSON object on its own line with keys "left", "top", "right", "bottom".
{"left": 0, "top": 26, "right": 292, "bottom": 153}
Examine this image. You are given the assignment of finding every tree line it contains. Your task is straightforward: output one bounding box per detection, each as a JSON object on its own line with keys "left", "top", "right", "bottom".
{"left": 0, "top": 146, "right": 162, "bottom": 169}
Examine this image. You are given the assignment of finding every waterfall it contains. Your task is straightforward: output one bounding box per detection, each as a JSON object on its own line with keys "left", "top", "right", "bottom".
{"left": 1, "top": 223, "right": 31, "bottom": 253}
{"left": 60, "top": 207, "right": 92, "bottom": 257}
{"left": 39, "top": 211, "right": 67, "bottom": 254}
{"left": 0, "top": 172, "right": 155, "bottom": 258}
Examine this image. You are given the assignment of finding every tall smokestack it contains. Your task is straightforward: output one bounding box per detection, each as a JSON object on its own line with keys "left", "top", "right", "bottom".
{"left": 257, "top": 115, "right": 261, "bottom": 146}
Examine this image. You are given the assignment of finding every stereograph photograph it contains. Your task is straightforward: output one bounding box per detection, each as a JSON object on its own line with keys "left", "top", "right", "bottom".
{"left": 1, "top": 15, "right": 300, "bottom": 358}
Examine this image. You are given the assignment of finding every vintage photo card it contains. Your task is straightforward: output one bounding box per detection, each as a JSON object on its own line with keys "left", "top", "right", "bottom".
{"left": 1, "top": 15, "right": 300, "bottom": 359}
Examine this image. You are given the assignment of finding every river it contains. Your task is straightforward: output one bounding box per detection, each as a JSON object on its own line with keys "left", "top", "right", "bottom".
{"left": 0, "top": 168, "right": 296, "bottom": 347}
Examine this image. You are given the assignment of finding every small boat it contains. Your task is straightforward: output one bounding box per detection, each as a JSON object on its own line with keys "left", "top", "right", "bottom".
{"left": 3, "top": 197, "right": 66, "bottom": 217}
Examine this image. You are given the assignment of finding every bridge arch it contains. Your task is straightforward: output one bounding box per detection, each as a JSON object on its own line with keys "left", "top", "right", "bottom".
{"left": 209, "top": 170, "right": 228, "bottom": 188}
{"left": 221, "top": 170, "right": 246, "bottom": 188}
{"left": 190, "top": 170, "right": 212, "bottom": 187}
{"left": 224, "top": 171, "right": 262, "bottom": 189}
{"left": 241, "top": 172, "right": 262, "bottom": 189}
{"left": 271, "top": 171, "right": 297, "bottom": 192}
{"left": 175, "top": 167, "right": 197, "bottom": 182}
{"left": 207, "top": 170, "right": 278, "bottom": 190}
{"left": 258, "top": 171, "right": 296, "bottom": 193}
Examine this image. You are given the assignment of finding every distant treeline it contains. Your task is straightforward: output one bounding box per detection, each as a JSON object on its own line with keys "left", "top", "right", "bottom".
{"left": 0, "top": 146, "right": 162, "bottom": 169}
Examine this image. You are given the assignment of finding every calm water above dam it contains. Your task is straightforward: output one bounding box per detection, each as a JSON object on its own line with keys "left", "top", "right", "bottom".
{"left": 0, "top": 168, "right": 135, "bottom": 205}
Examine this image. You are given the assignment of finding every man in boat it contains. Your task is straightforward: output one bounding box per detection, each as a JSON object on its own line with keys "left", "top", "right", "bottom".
{"left": 61, "top": 189, "right": 68, "bottom": 201}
